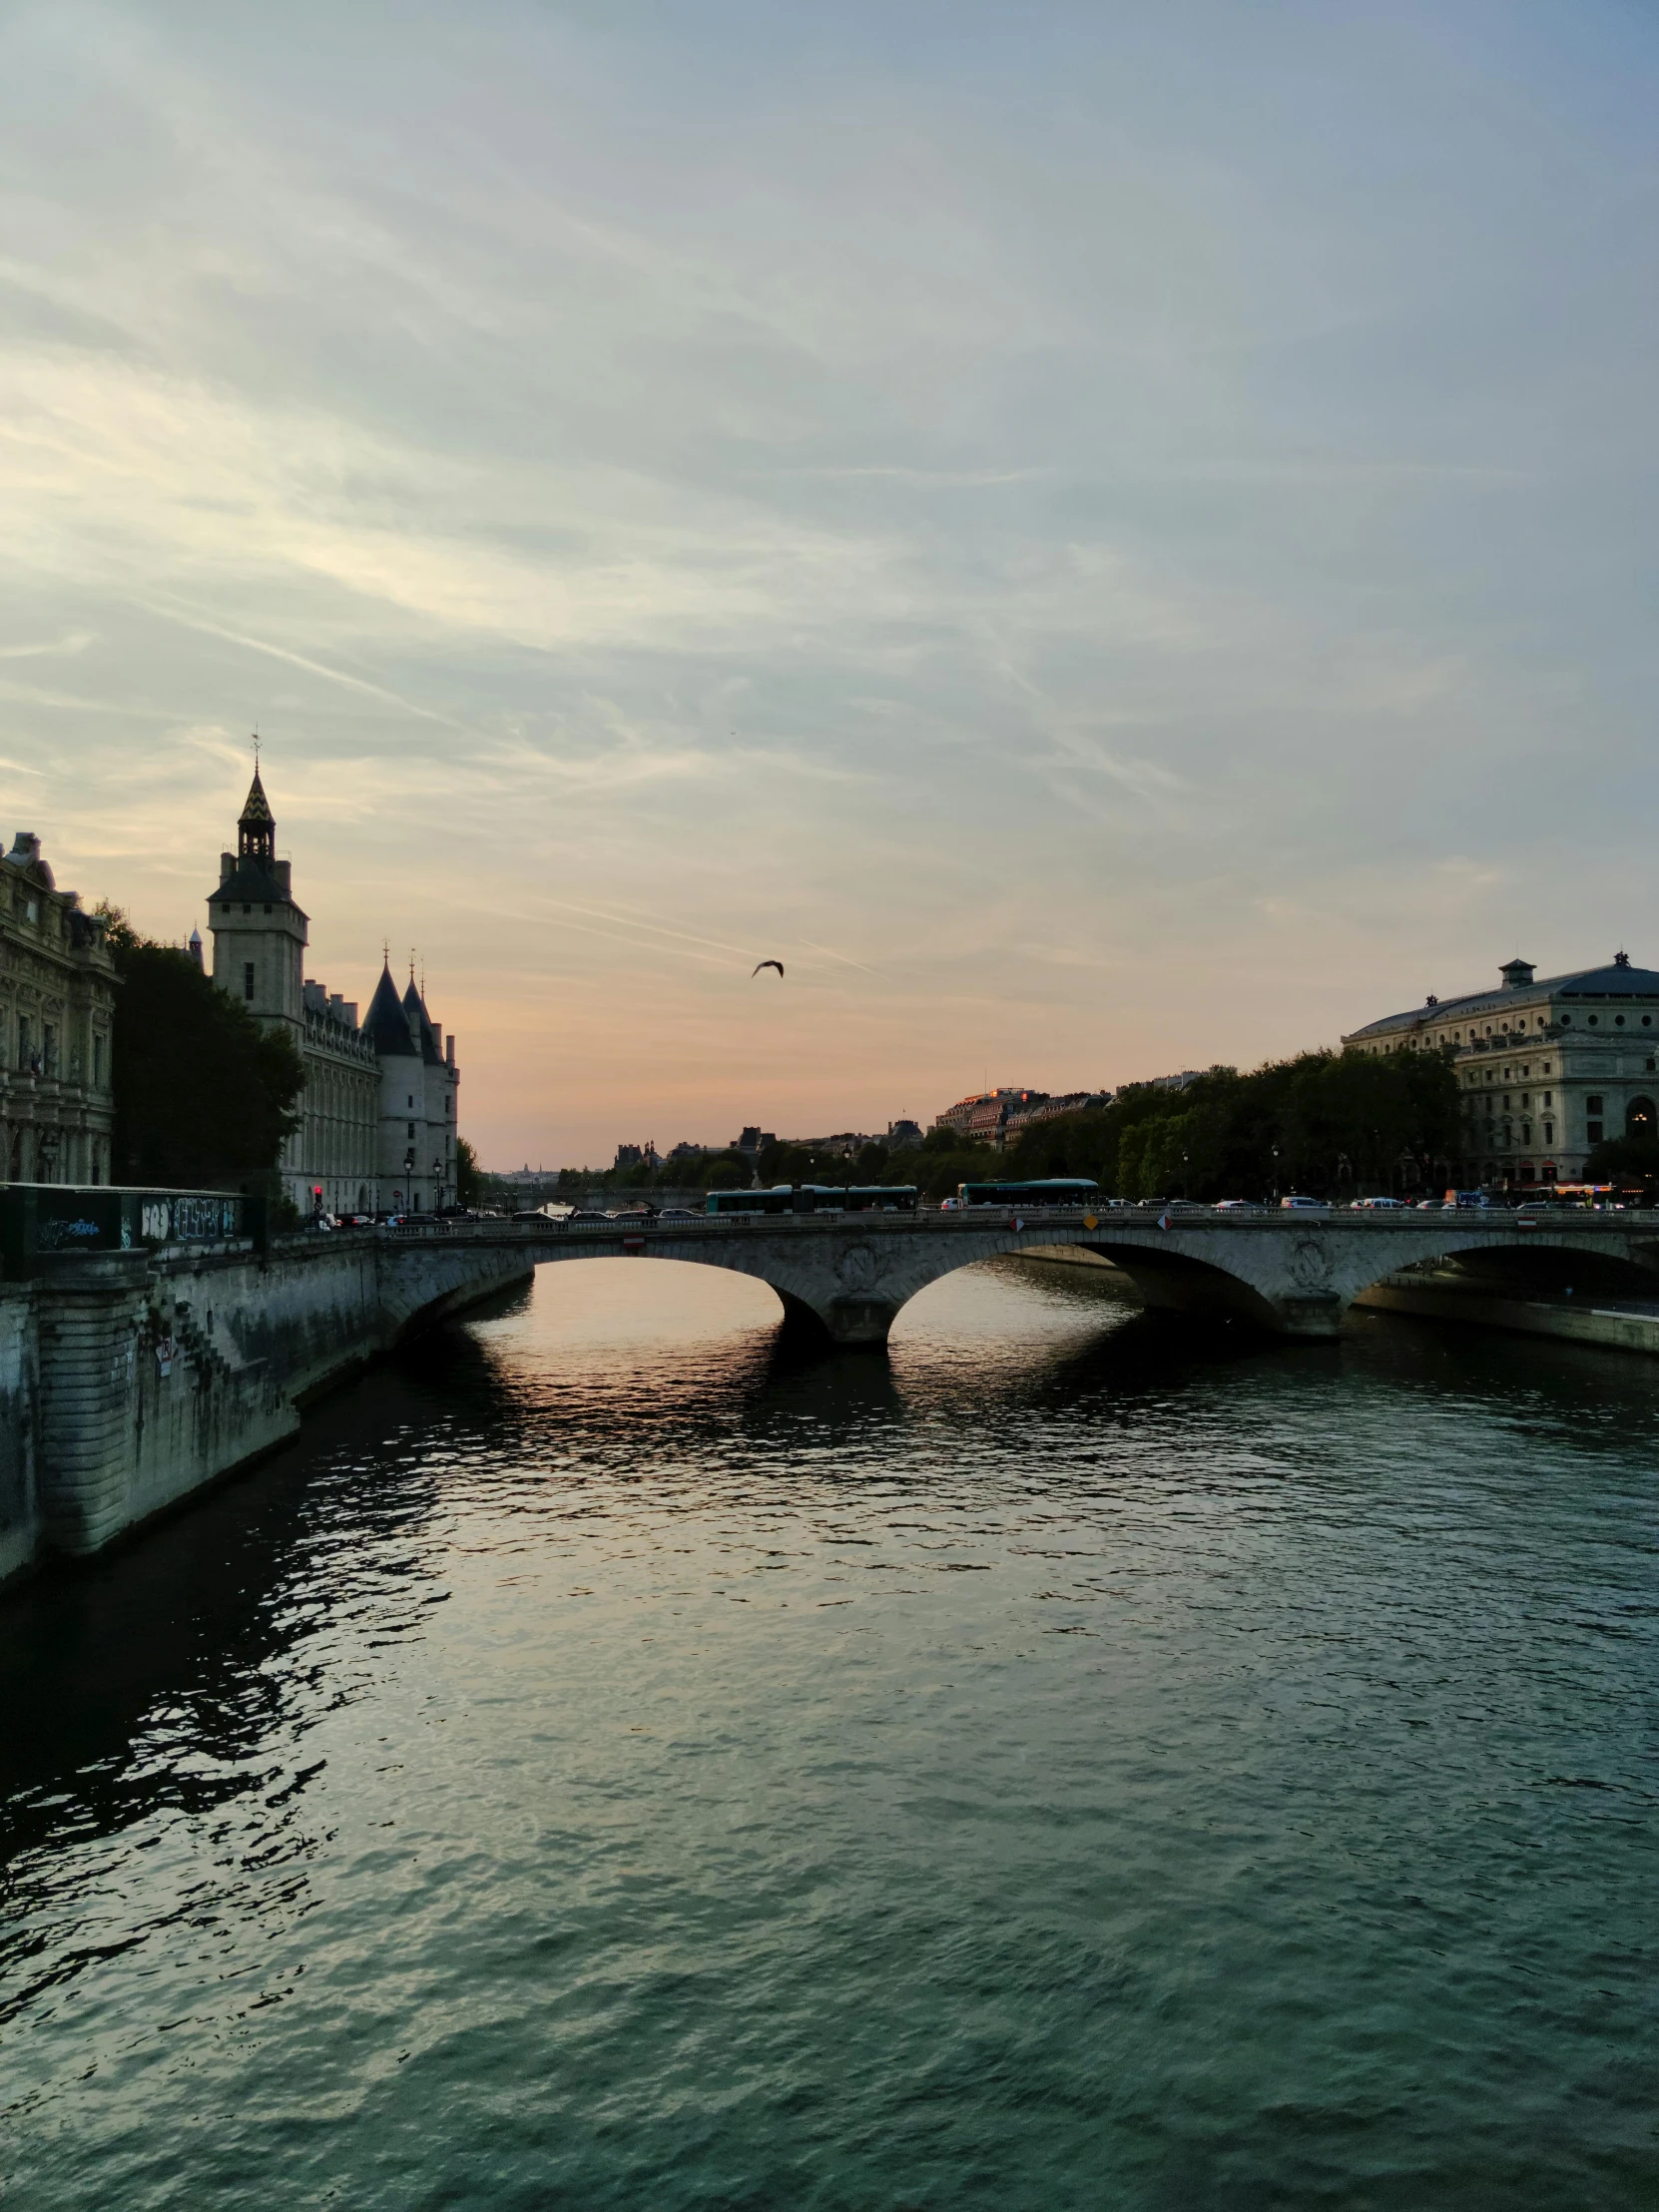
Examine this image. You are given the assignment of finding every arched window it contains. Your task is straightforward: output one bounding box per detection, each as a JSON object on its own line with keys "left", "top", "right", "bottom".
{"left": 1626, "top": 1097, "right": 1656, "bottom": 1140}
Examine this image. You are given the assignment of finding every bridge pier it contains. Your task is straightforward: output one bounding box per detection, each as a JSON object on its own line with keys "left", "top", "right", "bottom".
{"left": 1261, "top": 1294, "right": 1348, "bottom": 1340}
{"left": 777, "top": 1288, "right": 900, "bottom": 1348}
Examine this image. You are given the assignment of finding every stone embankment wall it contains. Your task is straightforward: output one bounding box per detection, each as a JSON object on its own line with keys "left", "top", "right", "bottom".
{"left": 0, "top": 1230, "right": 531, "bottom": 1587}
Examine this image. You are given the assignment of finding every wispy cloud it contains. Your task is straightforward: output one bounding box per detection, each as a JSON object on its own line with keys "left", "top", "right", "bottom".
{"left": 0, "top": 1, "right": 1653, "bottom": 1160}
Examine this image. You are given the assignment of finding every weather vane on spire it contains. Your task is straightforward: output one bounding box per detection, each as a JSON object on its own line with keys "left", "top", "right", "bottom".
{"left": 252, "top": 727, "right": 261, "bottom": 770}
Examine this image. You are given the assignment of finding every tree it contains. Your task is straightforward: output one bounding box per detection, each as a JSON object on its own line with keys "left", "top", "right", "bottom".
{"left": 97, "top": 907, "right": 304, "bottom": 1188}
{"left": 1003, "top": 1050, "right": 1459, "bottom": 1203}
{"left": 454, "top": 1136, "right": 480, "bottom": 1207}
{"left": 1583, "top": 1134, "right": 1659, "bottom": 1186}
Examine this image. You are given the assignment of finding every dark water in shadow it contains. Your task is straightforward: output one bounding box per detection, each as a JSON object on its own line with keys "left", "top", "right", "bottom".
{"left": 0, "top": 1257, "right": 1654, "bottom": 2208}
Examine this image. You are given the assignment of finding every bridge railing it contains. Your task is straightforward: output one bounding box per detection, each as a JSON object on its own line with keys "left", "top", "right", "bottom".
{"left": 369, "top": 1200, "right": 1659, "bottom": 1246}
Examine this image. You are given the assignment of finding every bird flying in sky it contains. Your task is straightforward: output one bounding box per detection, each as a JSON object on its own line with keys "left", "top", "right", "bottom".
{"left": 752, "top": 959, "right": 785, "bottom": 978}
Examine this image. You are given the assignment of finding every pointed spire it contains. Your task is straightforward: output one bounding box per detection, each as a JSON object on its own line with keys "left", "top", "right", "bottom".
{"left": 363, "top": 957, "right": 417, "bottom": 1056}
{"left": 238, "top": 761, "right": 276, "bottom": 861}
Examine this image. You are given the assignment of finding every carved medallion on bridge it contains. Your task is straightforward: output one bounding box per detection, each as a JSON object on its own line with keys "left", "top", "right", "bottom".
{"left": 1289, "top": 1234, "right": 1335, "bottom": 1292}
{"left": 835, "top": 1242, "right": 883, "bottom": 1291}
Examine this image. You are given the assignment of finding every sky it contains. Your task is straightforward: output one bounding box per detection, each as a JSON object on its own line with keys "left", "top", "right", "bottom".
{"left": 2, "top": 1, "right": 1655, "bottom": 1168}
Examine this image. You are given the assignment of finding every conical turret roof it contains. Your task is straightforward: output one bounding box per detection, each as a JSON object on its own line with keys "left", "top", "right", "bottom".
{"left": 239, "top": 768, "right": 275, "bottom": 828}
{"left": 403, "top": 977, "right": 444, "bottom": 1067}
{"left": 363, "top": 962, "right": 417, "bottom": 1056}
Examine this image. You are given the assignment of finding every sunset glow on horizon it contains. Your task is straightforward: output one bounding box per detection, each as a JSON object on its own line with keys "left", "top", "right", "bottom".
{"left": 4, "top": 3, "right": 1655, "bottom": 1165}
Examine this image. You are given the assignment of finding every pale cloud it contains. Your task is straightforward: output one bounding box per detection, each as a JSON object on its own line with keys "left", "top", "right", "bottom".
{"left": 0, "top": 0, "right": 1654, "bottom": 1162}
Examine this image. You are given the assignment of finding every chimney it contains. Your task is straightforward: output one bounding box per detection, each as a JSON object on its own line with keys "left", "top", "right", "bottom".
{"left": 446, "top": 1035, "right": 455, "bottom": 1067}
{"left": 221, "top": 850, "right": 234, "bottom": 884}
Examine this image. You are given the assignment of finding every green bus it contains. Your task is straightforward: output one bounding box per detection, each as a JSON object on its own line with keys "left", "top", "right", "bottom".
{"left": 955, "top": 1178, "right": 1099, "bottom": 1208}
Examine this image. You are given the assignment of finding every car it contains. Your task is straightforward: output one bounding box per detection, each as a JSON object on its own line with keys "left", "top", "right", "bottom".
{"left": 563, "top": 1210, "right": 610, "bottom": 1226}
{"left": 657, "top": 1207, "right": 699, "bottom": 1219}
{"left": 1213, "top": 1199, "right": 1252, "bottom": 1211}
{"left": 1279, "top": 1195, "right": 1330, "bottom": 1213}
{"left": 1351, "top": 1196, "right": 1407, "bottom": 1210}
{"left": 511, "top": 1208, "right": 549, "bottom": 1222}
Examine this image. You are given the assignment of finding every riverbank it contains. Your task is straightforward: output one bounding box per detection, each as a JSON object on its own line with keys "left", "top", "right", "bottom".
{"left": 1022, "top": 1247, "right": 1659, "bottom": 1358}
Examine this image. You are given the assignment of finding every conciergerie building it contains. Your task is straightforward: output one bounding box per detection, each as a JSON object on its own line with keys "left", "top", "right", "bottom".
{"left": 204, "top": 769, "right": 461, "bottom": 1216}
{"left": 1343, "top": 953, "right": 1659, "bottom": 1190}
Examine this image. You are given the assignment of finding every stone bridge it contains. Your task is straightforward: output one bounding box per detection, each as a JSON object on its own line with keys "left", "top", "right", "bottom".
{"left": 441, "top": 1204, "right": 1659, "bottom": 1346}
{"left": 7, "top": 1203, "right": 1659, "bottom": 1583}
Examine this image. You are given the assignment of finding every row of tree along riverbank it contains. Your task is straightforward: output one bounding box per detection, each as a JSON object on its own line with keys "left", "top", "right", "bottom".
{"left": 520, "top": 1049, "right": 1469, "bottom": 1211}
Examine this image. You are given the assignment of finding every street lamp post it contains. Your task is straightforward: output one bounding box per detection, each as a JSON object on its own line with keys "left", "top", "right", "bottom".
{"left": 431, "top": 1157, "right": 442, "bottom": 1212}
{"left": 1271, "top": 1145, "right": 1280, "bottom": 1203}
{"left": 403, "top": 1148, "right": 415, "bottom": 1212}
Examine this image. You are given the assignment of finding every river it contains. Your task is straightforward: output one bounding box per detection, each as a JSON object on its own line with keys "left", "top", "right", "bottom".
{"left": 1, "top": 1256, "right": 1654, "bottom": 2208}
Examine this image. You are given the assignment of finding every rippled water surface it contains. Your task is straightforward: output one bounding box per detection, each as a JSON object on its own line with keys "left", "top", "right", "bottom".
{"left": 1, "top": 1257, "right": 1655, "bottom": 2208}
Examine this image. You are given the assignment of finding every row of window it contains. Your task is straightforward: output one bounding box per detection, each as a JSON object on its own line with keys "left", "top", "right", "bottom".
{"left": 1467, "top": 1111, "right": 1556, "bottom": 1142}
{"left": 1466, "top": 1095, "right": 1658, "bottom": 1150}
{"left": 1465, "top": 1060, "right": 1552, "bottom": 1085}
{"left": 7, "top": 1017, "right": 106, "bottom": 1086}
{"left": 1382, "top": 1008, "right": 1659, "bottom": 1053}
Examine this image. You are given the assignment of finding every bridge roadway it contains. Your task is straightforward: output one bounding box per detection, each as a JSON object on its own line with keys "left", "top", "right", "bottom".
{"left": 391, "top": 1204, "right": 1659, "bottom": 1346}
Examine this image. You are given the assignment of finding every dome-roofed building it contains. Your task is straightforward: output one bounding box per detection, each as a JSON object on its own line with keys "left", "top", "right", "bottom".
{"left": 1343, "top": 952, "right": 1659, "bottom": 1188}
{"left": 207, "top": 770, "right": 461, "bottom": 1216}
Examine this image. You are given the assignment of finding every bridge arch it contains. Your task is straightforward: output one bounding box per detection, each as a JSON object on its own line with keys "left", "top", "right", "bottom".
{"left": 400, "top": 1210, "right": 1659, "bottom": 1353}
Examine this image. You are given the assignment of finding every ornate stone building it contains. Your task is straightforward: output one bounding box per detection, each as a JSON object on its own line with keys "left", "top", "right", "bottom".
{"left": 207, "top": 772, "right": 461, "bottom": 1215}
{"left": 1343, "top": 953, "right": 1659, "bottom": 1188}
{"left": 0, "top": 831, "right": 116, "bottom": 1185}
{"left": 362, "top": 960, "right": 460, "bottom": 1212}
